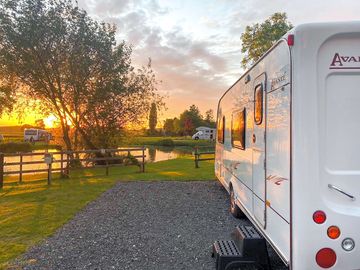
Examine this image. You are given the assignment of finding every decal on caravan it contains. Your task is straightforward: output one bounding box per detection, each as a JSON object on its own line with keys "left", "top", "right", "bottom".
{"left": 215, "top": 22, "right": 360, "bottom": 269}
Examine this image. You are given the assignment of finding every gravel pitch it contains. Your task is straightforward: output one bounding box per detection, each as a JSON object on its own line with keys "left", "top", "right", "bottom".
{"left": 13, "top": 181, "right": 288, "bottom": 270}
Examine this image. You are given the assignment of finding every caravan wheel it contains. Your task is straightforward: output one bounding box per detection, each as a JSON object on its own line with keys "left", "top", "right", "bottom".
{"left": 230, "top": 187, "right": 245, "bottom": 218}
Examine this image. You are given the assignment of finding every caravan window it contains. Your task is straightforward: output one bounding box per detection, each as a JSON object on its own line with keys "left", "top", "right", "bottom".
{"left": 254, "top": 83, "right": 263, "bottom": 125}
{"left": 25, "top": 130, "right": 37, "bottom": 135}
{"left": 217, "top": 116, "right": 225, "bottom": 143}
{"left": 232, "top": 109, "right": 246, "bottom": 149}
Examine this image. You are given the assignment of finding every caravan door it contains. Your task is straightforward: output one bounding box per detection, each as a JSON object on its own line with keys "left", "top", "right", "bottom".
{"left": 252, "top": 73, "right": 267, "bottom": 227}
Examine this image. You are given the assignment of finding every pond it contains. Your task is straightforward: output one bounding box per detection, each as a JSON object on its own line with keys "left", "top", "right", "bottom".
{"left": 3, "top": 146, "right": 214, "bottom": 174}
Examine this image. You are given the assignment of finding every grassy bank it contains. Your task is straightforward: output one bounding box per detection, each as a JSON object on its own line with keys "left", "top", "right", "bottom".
{"left": 0, "top": 142, "right": 62, "bottom": 153}
{"left": 122, "top": 136, "right": 215, "bottom": 147}
{"left": 0, "top": 157, "right": 215, "bottom": 268}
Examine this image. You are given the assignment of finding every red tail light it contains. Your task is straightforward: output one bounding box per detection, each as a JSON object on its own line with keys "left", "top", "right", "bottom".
{"left": 316, "top": 248, "right": 336, "bottom": 268}
{"left": 287, "top": 34, "right": 294, "bottom": 46}
{"left": 313, "top": 210, "right": 326, "bottom": 224}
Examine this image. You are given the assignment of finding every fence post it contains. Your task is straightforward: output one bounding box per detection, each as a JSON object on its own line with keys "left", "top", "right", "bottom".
{"left": 194, "top": 147, "right": 199, "bottom": 168}
{"left": 141, "top": 147, "right": 145, "bottom": 173}
{"left": 0, "top": 153, "right": 4, "bottom": 189}
{"left": 45, "top": 153, "right": 53, "bottom": 185}
{"left": 60, "top": 152, "right": 64, "bottom": 178}
{"left": 66, "top": 152, "right": 70, "bottom": 177}
{"left": 105, "top": 160, "right": 109, "bottom": 176}
{"left": 47, "top": 162, "right": 52, "bottom": 185}
{"left": 19, "top": 154, "right": 23, "bottom": 183}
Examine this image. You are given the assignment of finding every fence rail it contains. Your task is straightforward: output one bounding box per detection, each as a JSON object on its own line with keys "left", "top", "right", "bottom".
{"left": 0, "top": 147, "right": 146, "bottom": 189}
{"left": 193, "top": 147, "right": 215, "bottom": 168}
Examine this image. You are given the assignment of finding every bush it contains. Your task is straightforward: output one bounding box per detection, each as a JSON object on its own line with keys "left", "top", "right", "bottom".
{"left": 156, "top": 139, "right": 174, "bottom": 147}
{"left": 0, "top": 142, "right": 32, "bottom": 153}
{"left": 123, "top": 154, "right": 140, "bottom": 167}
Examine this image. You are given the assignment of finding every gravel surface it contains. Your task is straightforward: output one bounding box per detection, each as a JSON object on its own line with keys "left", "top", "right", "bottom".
{"left": 13, "top": 181, "right": 288, "bottom": 270}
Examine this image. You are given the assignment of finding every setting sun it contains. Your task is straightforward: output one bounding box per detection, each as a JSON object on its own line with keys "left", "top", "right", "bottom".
{"left": 43, "top": 115, "right": 58, "bottom": 128}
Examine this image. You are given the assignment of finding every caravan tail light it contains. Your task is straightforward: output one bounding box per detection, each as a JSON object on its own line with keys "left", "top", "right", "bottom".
{"left": 327, "top": 226, "right": 340, "bottom": 239}
{"left": 313, "top": 210, "right": 326, "bottom": 224}
{"left": 316, "top": 248, "right": 337, "bottom": 268}
{"left": 287, "top": 34, "right": 294, "bottom": 46}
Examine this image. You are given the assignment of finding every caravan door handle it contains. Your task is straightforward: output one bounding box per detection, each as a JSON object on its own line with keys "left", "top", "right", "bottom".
{"left": 328, "top": 184, "right": 356, "bottom": 201}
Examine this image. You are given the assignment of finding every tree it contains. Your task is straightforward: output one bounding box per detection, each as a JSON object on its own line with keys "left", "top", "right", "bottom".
{"left": 0, "top": 0, "right": 162, "bottom": 150}
{"left": 179, "top": 104, "right": 203, "bottom": 135}
{"left": 204, "top": 109, "right": 216, "bottom": 127}
{"left": 183, "top": 118, "right": 194, "bottom": 136}
{"left": 149, "top": 102, "right": 157, "bottom": 135}
{"left": 173, "top": 118, "right": 181, "bottom": 135}
{"left": 163, "top": 118, "right": 174, "bottom": 135}
{"left": 0, "top": 83, "right": 14, "bottom": 115}
{"left": 35, "top": 119, "right": 46, "bottom": 129}
{"left": 240, "top": 12, "right": 293, "bottom": 69}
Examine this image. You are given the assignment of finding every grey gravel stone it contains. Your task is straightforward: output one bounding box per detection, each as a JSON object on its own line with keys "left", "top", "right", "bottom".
{"left": 12, "top": 181, "right": 288, "bottom": 270}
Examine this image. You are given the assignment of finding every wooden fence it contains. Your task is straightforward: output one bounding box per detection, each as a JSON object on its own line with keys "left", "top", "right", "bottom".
{"left": 193, "top": 147, "right": 215, "bottom": 168}
{"left": 0, "top": 147, "right": 146, "bottom": 189}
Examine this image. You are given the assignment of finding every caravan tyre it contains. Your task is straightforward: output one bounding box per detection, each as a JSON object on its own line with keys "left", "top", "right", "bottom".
{"left": 230, "top": 187, "right": 245, "bottom": 218}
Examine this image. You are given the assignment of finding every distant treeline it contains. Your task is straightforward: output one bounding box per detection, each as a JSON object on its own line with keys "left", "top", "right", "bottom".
{"left": 162, "top": 105, "right": 216, "bottom": 136}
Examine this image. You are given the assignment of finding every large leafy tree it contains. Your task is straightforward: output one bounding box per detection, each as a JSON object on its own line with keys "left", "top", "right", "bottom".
{"left": 0, "top": 0, "right": 162, "bottom": 150}
{"left": 240, "top": 12, "right": 293, "bottom": 69}
{"left": 179, "top": 105, "right": 203, "bottom": 135}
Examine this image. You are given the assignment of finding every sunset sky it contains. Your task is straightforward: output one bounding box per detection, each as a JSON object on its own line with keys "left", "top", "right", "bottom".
{"left": 1, "top": 0, "right": 360, "bottom": 126}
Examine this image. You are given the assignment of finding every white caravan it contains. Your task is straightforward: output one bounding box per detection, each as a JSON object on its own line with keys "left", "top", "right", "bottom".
{"left": 192, "top": 126, "right": 216, "bottom": 140}
{"left": 24, "top": 129, "right": 52, "bottom": 142}
{"left": 215, "top": 22, "right": 360, "bottom": 270}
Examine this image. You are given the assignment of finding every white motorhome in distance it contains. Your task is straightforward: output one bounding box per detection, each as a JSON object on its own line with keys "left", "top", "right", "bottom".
{"left": 24, "top": 129, "right": 52, "bottom": 142}
{"left": 215, "top": 22, "right": 360, "bottom": 270}
{"left": 192, "top": 126, "right": 216, "bottom": 140}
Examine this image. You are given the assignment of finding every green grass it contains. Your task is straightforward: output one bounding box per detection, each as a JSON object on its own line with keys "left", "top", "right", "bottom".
{"left": 0, "top": 157, "right": 214, "bottom": 268}
{"left": 122, "top": 136, "right": 215, "bottom": 147}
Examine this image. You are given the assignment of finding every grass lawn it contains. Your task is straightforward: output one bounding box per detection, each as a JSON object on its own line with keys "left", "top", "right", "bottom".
{"left": 0, "top": 156, "right": 215, "bottom": 269}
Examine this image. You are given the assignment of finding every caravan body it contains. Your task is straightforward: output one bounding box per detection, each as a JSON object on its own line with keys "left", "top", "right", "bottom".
{"left": 192, "top": 126, "right": 216, "bottom": 140}
{"left": 215, "top": 22, "right": 360, "bottom": 269}
{"left": 24, "top": 129, "right": 51, "bottom": 142}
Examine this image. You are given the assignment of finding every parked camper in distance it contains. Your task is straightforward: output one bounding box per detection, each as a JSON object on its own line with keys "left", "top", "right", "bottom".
{"left": 192, "top": 126, "right": 216, "bottom": 140}
{"left": 24, "top": 129, "right": 52, "bottom": 142}
{"left": 215, "top": 22, "right": 360, "bottom": 270}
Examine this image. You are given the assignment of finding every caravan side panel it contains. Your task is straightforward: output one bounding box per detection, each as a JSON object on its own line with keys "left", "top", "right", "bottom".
{"left": 216, "top": 40, "right": 291, "bottom": 264}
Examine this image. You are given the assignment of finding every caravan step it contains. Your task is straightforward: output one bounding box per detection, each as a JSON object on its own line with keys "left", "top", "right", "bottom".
{"left": 232, "top": 225, "right": 271, "bottom": 270}
{"left": 212, "top": 240, "right": 257, "bottom": 270}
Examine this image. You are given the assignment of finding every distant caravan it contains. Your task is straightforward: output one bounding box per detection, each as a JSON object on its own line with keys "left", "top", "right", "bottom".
{"left": 24, "top": 129, "right": 52, "bottom": 142}
{"left": 215, "top": 22, "right": 360, "bottom": 269}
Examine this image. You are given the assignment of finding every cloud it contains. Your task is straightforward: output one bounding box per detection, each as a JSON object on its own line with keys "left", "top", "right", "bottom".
{"left": 77, "top": 0, "right": 360, "bottom": 122}
{"left": 76, "top": 0, "right": 243, "bottom": 119}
